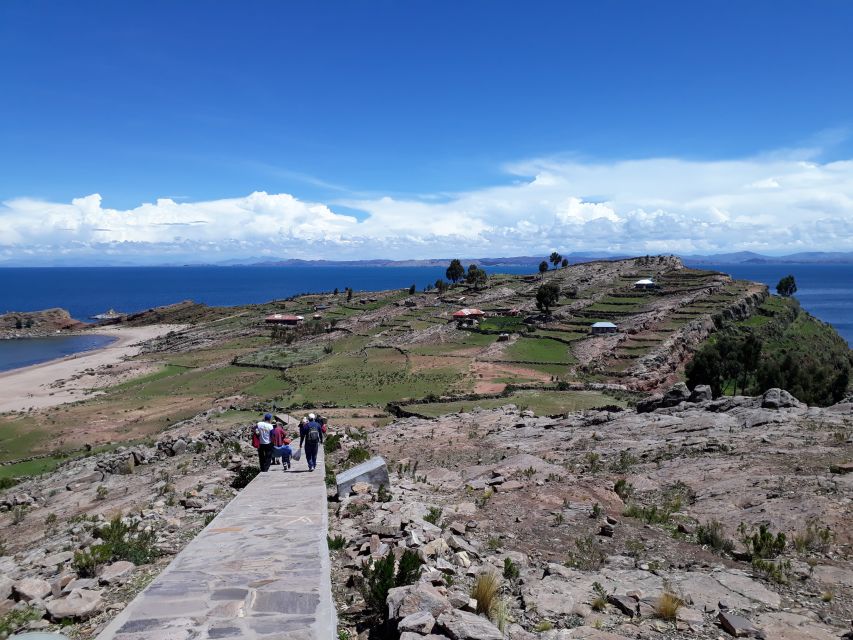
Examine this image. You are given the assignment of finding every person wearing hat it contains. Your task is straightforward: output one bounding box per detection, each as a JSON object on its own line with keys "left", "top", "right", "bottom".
{"left": 299, "top": 412, "right": 324, "bottom": 472}
{"left": 255, "top": 413, "right": 275, "bottom": 472}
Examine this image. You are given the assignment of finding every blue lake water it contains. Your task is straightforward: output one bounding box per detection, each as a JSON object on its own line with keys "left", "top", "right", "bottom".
{"left": 0, "top": 334, "right": 117, "bottom": 372}
{"left": 0, "top": 265, "right": 537, "bottom": 322}
{"left": 0, "top": 262, "right": 848, "bottom": 372}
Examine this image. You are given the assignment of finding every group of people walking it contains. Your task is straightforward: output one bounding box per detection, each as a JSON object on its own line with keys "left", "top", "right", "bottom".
{"left": 252, "top": 412, "right": 326, "bottom": 472}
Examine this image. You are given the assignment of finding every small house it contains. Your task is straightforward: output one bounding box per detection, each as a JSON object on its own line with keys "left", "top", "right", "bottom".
{"left": 452, "top": 308, "right": 485, "bottom": 320}
{"left": 590, "top": 321, "right": 618, "bottom": 335}
{"left": 633, "top": 278, "right": 656, "bottom": 290}
{"left": 507, "top": 308, "right": 522, "bottom": 317}
{"left": 452, "top": 308, "right": 486, "bottom": 328}
{"left": 265, "top": 314, "right": 304, "bottom": 326}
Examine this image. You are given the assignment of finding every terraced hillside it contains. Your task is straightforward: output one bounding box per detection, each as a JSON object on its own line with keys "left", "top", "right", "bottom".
{"left": 0, "top": 256, "right": 839, "bottom": 474}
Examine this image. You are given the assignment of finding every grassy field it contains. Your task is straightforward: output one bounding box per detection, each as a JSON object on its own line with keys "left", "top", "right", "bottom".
{"left": 262, "top": 347, "right": 465, "bottom": 406}
{"left": 501, "top": 336, "right": 576, "bottom": 364}
{"left": 403, "top": 389, "right": 625, "bottom": 417}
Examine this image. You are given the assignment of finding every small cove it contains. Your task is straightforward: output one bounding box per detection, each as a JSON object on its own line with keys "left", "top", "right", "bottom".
{"left": 0, "top": 334, "right": 117, "bottom": 373}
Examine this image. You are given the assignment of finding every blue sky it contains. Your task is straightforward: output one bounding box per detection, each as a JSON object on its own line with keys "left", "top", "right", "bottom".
{"left": 2, "top": 1, "right": 853, "bottom": 264}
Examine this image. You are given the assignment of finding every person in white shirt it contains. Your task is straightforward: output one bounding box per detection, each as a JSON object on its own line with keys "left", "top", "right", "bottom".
{"left": 255, "top": 413, "right": 274, "bottom": 472}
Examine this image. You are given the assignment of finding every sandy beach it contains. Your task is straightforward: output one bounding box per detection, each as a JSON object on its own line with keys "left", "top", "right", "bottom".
{"left": 0, "top": 325, "right": 183, "bottom": 413}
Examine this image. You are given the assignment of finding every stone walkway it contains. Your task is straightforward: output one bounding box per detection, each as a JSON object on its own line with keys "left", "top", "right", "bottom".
{"left": 96, "top": 449, "right": 336, "bottom": 640}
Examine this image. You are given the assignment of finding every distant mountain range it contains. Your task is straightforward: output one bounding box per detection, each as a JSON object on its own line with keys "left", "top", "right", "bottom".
{"left": 679, "top": 251, "right": 853, "bottom": 264}
{"left": 244, "top": 251, "right": 853, "bottom": 267}
{"left": 2, "top": 251, "right": 852, "bottom": 268}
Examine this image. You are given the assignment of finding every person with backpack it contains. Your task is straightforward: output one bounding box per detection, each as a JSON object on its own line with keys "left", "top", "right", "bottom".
{"left": 255, "top": 413, "right": 274, "bottom": 472}
{"left": 299, "top": 412, "right": 324, "bottom": 472}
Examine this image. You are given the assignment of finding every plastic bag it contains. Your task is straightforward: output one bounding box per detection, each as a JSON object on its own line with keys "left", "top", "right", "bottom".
{"left": 291, "top": 448, "right": 302, "bottom": 461}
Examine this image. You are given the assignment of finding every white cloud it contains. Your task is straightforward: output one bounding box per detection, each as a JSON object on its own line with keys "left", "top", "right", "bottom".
{"left": 2, "top": 151, "right": 853, "bottom": 264}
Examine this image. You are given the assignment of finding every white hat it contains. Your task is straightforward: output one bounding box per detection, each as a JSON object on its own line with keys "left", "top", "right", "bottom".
{"left": 308, "top": 413, "right": 316, "bottom": 420}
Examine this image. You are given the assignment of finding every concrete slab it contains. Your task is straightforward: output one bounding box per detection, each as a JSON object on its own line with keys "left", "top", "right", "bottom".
{"left": 96, "top": 450, "right": 336, "bottom": 640}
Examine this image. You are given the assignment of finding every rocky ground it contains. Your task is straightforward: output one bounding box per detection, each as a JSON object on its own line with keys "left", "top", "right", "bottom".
{"left": 327, "top": 386, "right": 853, "bottom": 640}
{"left": 0, "top": 408, "right": 266, "bottom": 639}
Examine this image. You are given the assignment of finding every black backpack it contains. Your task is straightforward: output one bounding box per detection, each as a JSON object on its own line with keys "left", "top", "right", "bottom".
{"left": 307, "top": 423, "right": 320, "bottom": 443}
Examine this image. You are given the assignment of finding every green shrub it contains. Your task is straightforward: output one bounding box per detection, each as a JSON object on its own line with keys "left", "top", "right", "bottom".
{"left": 96, "top": 515, "right": 159, "bottom": 565}
{"left": 376, "top": 484, "right": 391, "bottom": 503}
{"left": 73, "top": 546, "right": 111, "bottom": 578}
{"left": 327, "top": 535, "right": 347, "bottom": 550}
{"left": 346, "top": 447, "right": 371, "bottom": 466}
{"left": 423, "top": 506, "right": 442, "bottom": 526}
{"left": 361, "top": 549, "right": 422, "bottom": 619}
{"left": 230, "top": 465, "right": 260, "bottom": 489}
{"left": 623, "top": 503, "right": 671, "bottom": 524}
{"left": 740, "top": 523, "right": 786, "bottom": 559}
{"left": 503, "top": 557, "right": 519, "bottom": 581}
{"left": 565, "top": 535, "right": 605, "bottom": 570}
{"left": 696, "top": 520, "right": 734, "bottom": 553}
{"left": 396, "top": 549, "right": 423, "bottom": 586}
{"left": 0, "top": 477, "right": 18, "bottom": 490}
{"left": 361, "top": 554, "right": 395, "bottom": 618}
{"left": 614, "top": 478, "right": 634, "bottom": 501}
{"left": 793, "top": 521, "right": 833, "bottom": 553}
{"left": 591, "top": 581, "right": 608, "bottom": 611}
{"left": 324, "top": 433, "right": 342, "bottom": 454}
{"left": 0, "top": 606, "right": 42, "bottom": 637}
{"left": 751, "top": 557, "right": 792, "bottom": 584}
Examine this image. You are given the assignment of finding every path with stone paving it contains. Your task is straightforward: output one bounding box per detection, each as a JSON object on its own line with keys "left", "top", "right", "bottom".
{"left": 96, "top": 448, "right": 336, "bottom": 640}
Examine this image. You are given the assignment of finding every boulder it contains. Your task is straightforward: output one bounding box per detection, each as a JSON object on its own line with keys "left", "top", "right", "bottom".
{"left": 66, "top": 471, "right": 104, "bottom": 491}
{"left": 170, "top": 438, "right": 188, "bottom": 456}
{"left": 46, "top": 588, "right": 103, "bottom": 621}
{"left": 388, "top": 583, "right": 452, "bottom": 620}
{"left": 37, "top": 551, "right": 74, "bottom": 567}
{"left": 717, "top": 610, "right": 764, "bottom": 638}
{"left": 436, "top": 609, "right": 503, "bottom": 640}
{"left": 14, "top": 577, "right": 52, "bottom": 601}
{"left": 761, "top": 388, "right": 804, "bottom": 410}
{"left": 98, "top": 561, "right": 135, "bottom": 585}
{"left": 690, "top": 385, "right": 713, "bottom": 402}
{"left": 399, "top": 610, "right": 436, "bottom": 634}
{"left": 0, "top": 576, "right": 13, "bottom": 600}
{"left": 336, "top": 456, "right": 390, "bottom": 499}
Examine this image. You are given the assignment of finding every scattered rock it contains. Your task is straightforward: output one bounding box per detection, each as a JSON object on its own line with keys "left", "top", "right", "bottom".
{"left": 14, "top": 577, "right": 52, "bottom": 602}
{"left": 45, "top": 588, "right": 104, "bottom": 621}
{"left": 98, "top": 561, "right": 135, "bottom": 585}
{"left": 718, "top": 610, "right": 764, "bottom": 638}
{"left": 436, "top": 609, "right": 503, "bottom": 640}
{"left": 399, "top": 610, "right": 436, "bottom": 634}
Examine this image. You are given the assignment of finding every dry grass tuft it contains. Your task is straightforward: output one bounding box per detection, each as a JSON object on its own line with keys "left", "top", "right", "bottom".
{"left": 655, "top": 591, "right": 683, "bottom": 621}
{"left": 471, "top": 571, "right": 502, "bottom": 615}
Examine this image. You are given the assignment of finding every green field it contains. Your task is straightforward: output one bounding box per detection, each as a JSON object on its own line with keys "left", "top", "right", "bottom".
{"left": 501, "top": 337, "right": 576, "bottom": 364}
{"left": 403, "top": 389, "right": 625, "bottom": 417}
{"left": 259, "top": 347, "right": 465, "bottom": 406}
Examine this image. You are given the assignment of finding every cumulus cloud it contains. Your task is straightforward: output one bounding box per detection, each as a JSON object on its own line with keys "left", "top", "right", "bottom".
{"left": 2, "top": 152, "right": 853, "bottom": 264}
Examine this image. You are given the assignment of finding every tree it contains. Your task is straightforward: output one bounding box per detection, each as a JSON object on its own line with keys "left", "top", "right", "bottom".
{"left": 538, "top": 261, "right": 549, "bottom": 278}
{"left": 535, "top": 283, "right": 560, "bottom": 314}
{"left": 549, "top": 252, "right": 562, "bottom": 268}
{"left": 408, "top": 284, "right": 416, "bottom": 295}
{"left": 776, "top": 275, "right": 797, "bottom": 297}
{"left": 435, "top": 279, "right": 447, "bottom": 294}
{"left": 333, "top": 287, "right": 339, "bottom": 295}
{"left": 346, "top": 288, "right": 353, "bottom": 302}
{"left": 686, "top": 344, "right": 725, "bottom": 397}
{"left": 466, "top": 264, "right": 487, "bottom": 290}
{"left": 561, "top": 257, "right": 569, "bottom": 268}
{"left": 446, "top": 259, "right": 465, "bottom": 284}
